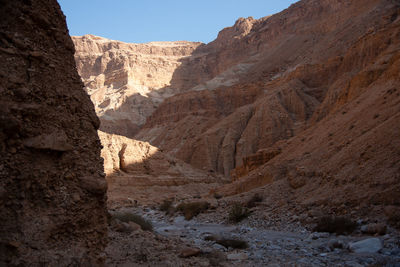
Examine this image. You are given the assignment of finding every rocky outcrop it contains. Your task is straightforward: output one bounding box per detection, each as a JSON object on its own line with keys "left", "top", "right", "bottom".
{"left": 72, "top": 35, "right": 210, "bottom": 137}
{"left": 98, "top": 131, "right": 224, "bottom": 206}
{"left": 0, "top": 0, "right": 107, "bottom": 265}
{"left": 231, "top": 147, "right": 281, "bottom": 180}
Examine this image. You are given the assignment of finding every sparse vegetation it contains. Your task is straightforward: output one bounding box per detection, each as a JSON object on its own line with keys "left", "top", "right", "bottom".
{"left": 246, "top": 193, "right": 263, "bottom": 208}
{"left": 228, "top": 202, "right": 251, "bottom": 223}
{"left": 113, "top": 212, "right": 153, "bottom": 231}
{"left": 176, "top": 201, "right": 210, "bottom": 220}
{"left": 213, "top": 193, "right": 223, "bottom": 199}
{"left": 313, "top": 215, "right": 357, "bottom": 234}
{"left": 159, "top": 199, "right": 174, "bottom": 214}
{"left": 217, "top": 238, "right": 248, "bottom": 249}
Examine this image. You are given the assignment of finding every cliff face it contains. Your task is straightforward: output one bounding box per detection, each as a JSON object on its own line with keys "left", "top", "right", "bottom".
{"left": 72, "top": 35, "right": 209, "bottom": 137}
{"left": 136, "top": 0, "right": 400, "bottom": 178}
{"left": 73, "top": 0, "right": 400, "bottom": 216}
{"left": 0, "top": 0, "right": 107, "bottom": 265}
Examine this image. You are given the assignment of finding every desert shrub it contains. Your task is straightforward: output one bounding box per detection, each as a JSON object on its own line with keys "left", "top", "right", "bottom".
{"left": 313, "top": 216, "right": 357, "bottom": 234}
{"left": 113, "top": 212, "right": 153, "bottom": 232}
{"left": 228, "top": 202, "right": 251, "bottom": 223}
{"left": 176, "top": 201, "right": 210, "bottom": 220}
{"left": 159, "top": 199, "right": 173, "bottom": 212}
{"left": 213, "top": 193, "right": 222, "bottom": 199}
{"left": 216, "top": 238, "right": 248, "bottom": 249}
{"left": 246, "top": 193, "right": 263, "bottom": 208}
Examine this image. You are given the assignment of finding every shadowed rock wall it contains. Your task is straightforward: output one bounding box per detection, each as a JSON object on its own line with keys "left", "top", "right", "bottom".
{"left": 0, "top": 0, "right": 108, "bottom": 265}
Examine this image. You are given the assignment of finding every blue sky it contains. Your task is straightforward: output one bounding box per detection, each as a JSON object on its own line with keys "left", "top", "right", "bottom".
{"left": 58, "top": 0, "right": 298, "bottom": 44}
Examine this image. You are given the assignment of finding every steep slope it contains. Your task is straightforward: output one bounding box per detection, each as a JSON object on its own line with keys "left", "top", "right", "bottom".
{"left": 137, "top": 0, "right": 400, "bottom": 177}
{"left": 0, "top": 0, "right": 107, "bottom": 265}
{"left": 223, "top": 16, "right": 400, "bottom": 205}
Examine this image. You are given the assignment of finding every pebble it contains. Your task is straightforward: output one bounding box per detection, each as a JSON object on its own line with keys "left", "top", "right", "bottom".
{"left": 328, "top": 239, "right": 345, "bottom": 250}
{"left": 360, "top": 223, "right": 387, "bottom": 235}
{"left": 212, "top": 243, "right": 227, "bottom": 251}
{"left": 227, "top": 252, "right": 248, "bottom": 260}
{"left": 309, "top": 232, "right": 330, "bottom": 240}
{"left": 349, "top": 238, "right": 382, "bottom": 253}
{"left": 179, "top": 247, "right": 201, "bottom": 258}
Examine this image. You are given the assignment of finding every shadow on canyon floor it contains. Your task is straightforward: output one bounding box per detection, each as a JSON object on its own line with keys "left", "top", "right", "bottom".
{"left": 103, "top": 147, "right": 228, "bottom": 208}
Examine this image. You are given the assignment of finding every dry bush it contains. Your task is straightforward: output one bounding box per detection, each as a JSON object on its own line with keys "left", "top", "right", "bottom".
{"left": 228, "top": 202, "right": 251, "bottom": 223}
{"left": 313, "top": 216, "right": 357, "bottom": 234}
{"left": 246, "top": 193, "right": 263, "bottom": 208}
{"left": 216, "top": 238, "right": 248, "bottom": 249}
{"left": 176, "top": 201, "right": 210, "bottom": 220}
{"left": 213, "top": 193, "right": 223, "bottom": 199}
{"left": 159, "top": 199, "right": 175, "bottom": 215}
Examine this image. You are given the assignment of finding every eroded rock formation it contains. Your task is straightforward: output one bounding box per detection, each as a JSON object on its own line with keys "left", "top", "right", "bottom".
{"left": 0, "top": 0, "right": 107, "bottom": 265}
{"left": 99, "top": 131, "right": 224, "bottom": 207}
{"left": 73, "top": 0, "right": 400, "bottom": 217}
{"left": 72, "top": 35, "right": 209, "bottom": 137}
{"left": 136, "top": 0, "right": 400, "bottom": 181}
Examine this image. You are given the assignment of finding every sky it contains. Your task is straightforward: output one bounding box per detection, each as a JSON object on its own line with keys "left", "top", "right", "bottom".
{"left": 58, "top": 0, "right": 298, "bottom": 44}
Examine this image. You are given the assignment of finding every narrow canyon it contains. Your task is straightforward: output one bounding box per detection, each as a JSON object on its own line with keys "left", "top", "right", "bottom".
{"left": 1, "top": 0, "right": 400, "bottom": 266}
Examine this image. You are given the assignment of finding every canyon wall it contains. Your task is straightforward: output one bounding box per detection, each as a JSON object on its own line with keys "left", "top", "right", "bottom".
{"left": 73, "top": 0, "right": 400, "bottom": 215}
{"left": 72, "top": 35, "right": 210, "bottom": 137}
{"left": 136, "top": 0, "right": 400, "bottom": 177}
{"left": 0, "top": 0, "right": 107, "bottom": 265}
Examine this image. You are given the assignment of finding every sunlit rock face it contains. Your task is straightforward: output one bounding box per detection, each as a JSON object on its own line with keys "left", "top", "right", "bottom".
{"left": 73, "top": 0, "right": 400, "bottom": 215}
{"left": 72, "top": 35, "right": 209, "bottom": 137}
{"left": 0, "top": 0, "right": 107, "bottom": 265}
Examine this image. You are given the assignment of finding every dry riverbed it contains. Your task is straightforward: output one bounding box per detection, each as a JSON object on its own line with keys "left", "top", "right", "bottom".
{"left": 106, "top": 206, "right": 400, "bottom": 266}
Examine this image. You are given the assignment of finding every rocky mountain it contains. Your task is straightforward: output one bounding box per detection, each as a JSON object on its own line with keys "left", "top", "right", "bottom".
{"left": 0, "top": 0, "right": 107, "bottom": 265}
{"left": 73, "top": 0, "right": 400, "bottom": 219}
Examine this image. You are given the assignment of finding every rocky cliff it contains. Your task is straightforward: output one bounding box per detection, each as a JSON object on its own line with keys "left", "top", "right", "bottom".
{"left": 136, "top": 0, "right": 400, "bottom": 178}
{"left": 72, "top": 35, "right": 209, "bottom": 137}
{"left": 0, "top": 0, "right": 107, "bottom": 265}
{"left": 73, "top": 0, "right": 400, "bottom": 217}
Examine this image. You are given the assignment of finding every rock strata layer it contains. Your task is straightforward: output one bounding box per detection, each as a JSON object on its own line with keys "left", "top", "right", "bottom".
{"left": 73, "top": 0, "right": 400, "bottom": 217}
{"left": 0, "top": 0, "right": 107, "bottom": 265}
{"left": 72, "top": 35, "right": 207, "bottom": 138}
